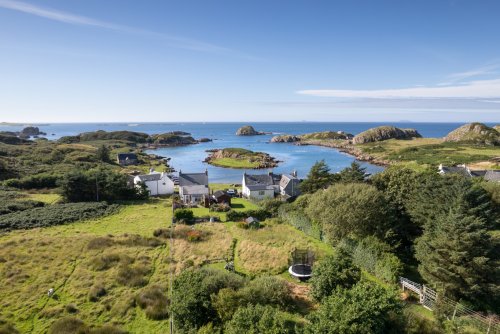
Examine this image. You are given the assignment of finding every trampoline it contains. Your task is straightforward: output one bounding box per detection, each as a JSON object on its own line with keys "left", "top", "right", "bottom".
{"left": 288, "top": 264, "right": 312, "bottom": 281}
{"left": 288, "top": 248, "right": 315, "bottom": 281}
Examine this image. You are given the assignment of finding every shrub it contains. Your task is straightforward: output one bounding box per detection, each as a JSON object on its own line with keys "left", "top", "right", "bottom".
{"left": 90, "top": 253, "right": 133, "bottom": 271}
{"left": 310, "top": 250, "right": 361, "bottom": 301}
{"left": 0, "top": 319, "right": 19, "bottom": 334}
{"left": 116, "top": 264, "right": 150, "bottom": 287}
{"left": 135, "top": 285, "right": 169, "bottom": 320}
{"left": 186, "top": 230, "right": 203, "bottom": 242}
{"left": 239, "top": 276, "right": 293, "bottom": 310}
{"left": 209, "top": 203, "right": 231, "bottom": 212}
{"left": 88, "top": 284, "right": 106, "bottom": 302}
{"left": 4, "top": 173, "right": 59, "bottom": 189}
{"left": 236, "top": 221, "right": 249, "bottom": 229}
{"left": 174, "top": 209, "right": 194, "bottom": 224}
{"left": 65, "top": 304, "right": 79, "bottom": 314}
{"left": 87, "top": 237, "right": 114, "bottom": 250}
{"left": 224, "top": 304, "right": 298, "bottom": 334}
{"left": 48, "top": 317, "right": 87, "bottom": 334}
{"left": 0, "top": 202, "right": 119, "bottom": 231}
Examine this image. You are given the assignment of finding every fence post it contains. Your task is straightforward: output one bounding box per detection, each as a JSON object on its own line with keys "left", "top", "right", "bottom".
{"left": 421, "top": 285, "right": 426, "bottom": 304}
{"left": 486, "top": 316, "right": 492, "bottom": 334}
{"left": 452, "top": 303, "right": 458, "bottom": 321}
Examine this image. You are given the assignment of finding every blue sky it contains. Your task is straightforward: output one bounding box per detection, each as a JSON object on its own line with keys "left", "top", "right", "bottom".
{"left": 0, "top": 0, "right": 499, "bottom": 122}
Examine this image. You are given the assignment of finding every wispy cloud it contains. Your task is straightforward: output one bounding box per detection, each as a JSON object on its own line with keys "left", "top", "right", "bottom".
{"left": 0, "top": 0, "right": 247, "bottom": 56}
{"left": 297, "top": 78, "right": 500, "bottom": 99}
{"left": 438, "top": 63, "right": 500, "bottom": 86}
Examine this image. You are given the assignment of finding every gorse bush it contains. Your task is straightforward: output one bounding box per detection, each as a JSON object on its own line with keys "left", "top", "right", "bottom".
{"left": 173, "top": 209, "right": 194, "bottom": 223}
{"left": 0, "top": 202, "right": 119, "bottom": 231}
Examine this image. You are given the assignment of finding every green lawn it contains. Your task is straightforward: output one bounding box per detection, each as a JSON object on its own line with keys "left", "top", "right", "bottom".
{"left": 209, "top": 157, "right": 261, "bottom": 169}
{"left": 190, "top": 197, "right": 259, "bottom": 222}
{"left": 22, "top": 192, "right": 62, "bottom": 204}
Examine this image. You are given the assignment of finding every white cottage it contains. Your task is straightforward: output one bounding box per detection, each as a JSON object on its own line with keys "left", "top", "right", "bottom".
{"left": 242, "top": 172, "right": 280, "bottom": 200}
{"left": 134, "top": 172, "right": 174, "bottom": 196}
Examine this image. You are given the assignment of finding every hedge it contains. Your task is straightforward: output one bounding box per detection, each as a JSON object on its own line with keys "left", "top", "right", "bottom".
{"left": 0, "top": 202, "right": 119, "bottom": 231}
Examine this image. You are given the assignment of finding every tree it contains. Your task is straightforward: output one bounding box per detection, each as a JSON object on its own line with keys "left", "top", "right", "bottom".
{"left": 224, "top": 304, "right": 298, "bottom": 334}
{"left": 170, "top": 268, "right": 244, "bottom": 331}
{"left": 338, "top": 161, "right": 366, "bottom": 183}
{"left": 305, "top": 282, "right": 401, "bottom": 334}
{"left": 414, "top": 208, "right": 499, "bottom": 310}
{"left": 95, "top": 144, "right": 111, "bottom": 163}
{"left": 310, "top": 249, "right": 361, "bottom": 301}
{"left": 300, "top": 160, "right": 335, "bottom": 193}
{"left": 305, "top": 183, "right": 394, "bottom": 242}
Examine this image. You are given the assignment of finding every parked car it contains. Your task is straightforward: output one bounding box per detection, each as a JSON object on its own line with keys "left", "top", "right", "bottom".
{"left": 226, "top": 189, "right": 237, "bottom": 197}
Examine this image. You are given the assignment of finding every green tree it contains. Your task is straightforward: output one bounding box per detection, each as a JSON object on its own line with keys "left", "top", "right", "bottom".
{"left": 170, "top": 268, "right": 244, "bottom": 331}
{"left": 310, "top": 249, "right": 361, "bottom": 301}
{"left": 305, "top": 282, "right": 401, "bottom": 334}
{"left": 338, "top": 161, "right": 366, "bottom": 183}
{"left": 305, "top": 183, "right": 394, "bottom": 242}
{"left": 224, "top": 304, "right": 298, "bottom": 334}
{"left": 300, "top": 160, "right": 335, "bottom": 193}
{"left": 95, "top": 144, "right": 111, "bottom": 163}
{"left": 414, "top": 209, "right": 499, "bottom": 310}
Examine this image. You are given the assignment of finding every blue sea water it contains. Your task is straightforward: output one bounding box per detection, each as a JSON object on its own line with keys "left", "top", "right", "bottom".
{"left": 1, "top": 122, "right": 488, "bottom": 183}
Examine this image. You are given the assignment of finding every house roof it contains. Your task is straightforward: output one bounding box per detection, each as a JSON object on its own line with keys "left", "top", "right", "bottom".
{"left": 136, "top": 172, "right": 169, "bottom": 182}
{"left": 484, "top": 170, "right": 500, "bottom": 182}
{"left": 470, "top": 170, "right": 487, "bottom": 177}
{"left": 244, "top": 172, "right": 280, "bottom": 187}
{"left": 439, "top": 165, "right": 472, "bottom": 177}
{"left": 280, "top": 174, "right": 299, "bottom": 189}
{"left": 179, "top": 171, "right": 208, "bottom": 186}
{"left": 117, "top": 153, "right": 138, "bottom": 160}
{"left": 245, "top": 216, "right": 259, "bottom": 224}
{"left": 181, "top": 185, "right": 209, "bottom": 195}
{"left": 213, "top": 190, "right": 228, "bottom": 198}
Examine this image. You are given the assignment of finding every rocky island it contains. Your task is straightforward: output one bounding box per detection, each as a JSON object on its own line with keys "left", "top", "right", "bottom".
{"left": 57, "top": 130, "right": 211, "bottom": 147}
{"left": 235, "top": 125, "right": 265, "bottom": 136}
{"left": 443, "top": 123, "right": 499, "bottom": 146}
{"left": 204, "top": 148, "right": 279, "bottom": 169}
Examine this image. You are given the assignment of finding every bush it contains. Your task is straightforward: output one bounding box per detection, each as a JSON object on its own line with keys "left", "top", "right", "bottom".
{"left": 4, "top": 173, "right": 59, "bottom": 189}
{"left": 88, "top": 284, "right": 106, "bottom": 302}
{"left": 0, "top": 319, "right": 19, "bottom": 334}
{"left": 135, "top": 285, "right": 169, "bottom": 320}
{"left": 224, "top": 304, "right": 298, "bottom": 334}
{"left": 174, "top": 209, "right": 194, "bottom": 224}
{"left": 90, "top": 253, "right": 133, "bottom": 271}
{"left": 171, "top": 268, "right": 244, "bottom": 331}
{"left": 65, "top": 304, "right": 79, "bottom": 314}
{"left": 310, "top": 250, "right": 361, "bottom": 301}
{"left": 0, "top": 202, "right": 119, "bottom": 231}
{"left": 236, "top": 221, "right": 249, "bottom": 229}
{"left": 209, "top": 203, "right": 231, "bottom": 212}
{"left": 186, "top": 230, "right": 203, "bottom": 242}
{"left": 226, "top": 209, "right": 270, "bottom": 222}
{"left": 116, "top": 263, "right": 150, "bottom": 287}
{"left": 48, "top": 317, "right": 87, "bottom": 334}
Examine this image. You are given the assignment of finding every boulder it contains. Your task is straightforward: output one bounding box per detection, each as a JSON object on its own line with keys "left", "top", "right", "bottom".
{"left": 353, "top": 126, "right": 422, "bottom": 144}
{"left": 20, "top": 126, "right": 46, "bottom": 136}
{"left": 443, "top": 123, "right": 500, "bottom": 145}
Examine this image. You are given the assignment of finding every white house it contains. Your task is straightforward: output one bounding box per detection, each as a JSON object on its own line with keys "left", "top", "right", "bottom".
{"left": 134, "top": 172, "right": 174, "bottom": 196}
{"left": 179, "top": 170, "right": 210, "bottom": 205}
{"left": 242, "top": 172, "right": 280, "bottom": 200}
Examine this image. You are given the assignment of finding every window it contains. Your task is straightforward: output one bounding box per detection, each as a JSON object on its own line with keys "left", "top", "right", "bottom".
{"left": 258, "top": 191, "right": 265, "bottom": 195}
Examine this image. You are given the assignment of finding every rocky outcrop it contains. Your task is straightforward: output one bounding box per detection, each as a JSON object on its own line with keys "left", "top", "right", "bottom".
{"left": 20, "top": 126, "right": 46, "bottom": 137}
{"left": 300, "top": 131, "right": 354, "bottom": 141}
{"left": 0, "top": 132, "right": 31, "bottom": 144}
{"left": 236, "top": 125, "right": 263, "bottom": 136}
{"left": 198, "top": 138, "right": 212, "bottom": 143}
{"left": 270, "top": 134, "right": 301, "bottom": 143}
{"left": 443, "top": 123, "right": 500, "bottom": 145}
{"left": 493, "top": 125, "right": 500, "bottom": 132}
{"left": 353, "top": 126, "right": 422, "bottom": 144}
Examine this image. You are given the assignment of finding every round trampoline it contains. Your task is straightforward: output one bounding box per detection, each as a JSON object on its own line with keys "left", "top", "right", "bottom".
{"left": 288, "top": 264, "right": 312, "bottom": 281}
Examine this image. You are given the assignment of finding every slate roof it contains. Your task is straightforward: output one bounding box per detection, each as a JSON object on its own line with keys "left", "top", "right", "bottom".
{"left": 213, "top": 190, "right": 228, "bottom": 198}
{"left": 117, "top": 153, "right": 138, "bottom": 160}
{"left": 245, "top": 217, "right": 259, "bottom": 224}
{"left": 181, "top": 185, "right": 209, "bottom": 195}
{"left": 136, "top": 173, "right": 169, "bottom": 182}
{"left": 179, "top": 171, "right": 209, "bottom": 186}
{"left": 484, "top": 170, "right": 500, "bottom": 182}
{"left": 244, "top": 172, "right": 280, "bottom": 187}
{"left": 280, "top": 174, "right": 301, "bottom": 196}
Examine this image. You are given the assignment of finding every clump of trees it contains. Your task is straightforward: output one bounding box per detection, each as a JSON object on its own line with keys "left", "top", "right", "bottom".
{"left": 59, "top": 167, "right": 146, "bottom": 202}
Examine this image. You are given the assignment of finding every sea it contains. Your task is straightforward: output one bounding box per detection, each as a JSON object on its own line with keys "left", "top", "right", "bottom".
{"left": 1, "top": 122, "right": 491, "bottom": 183}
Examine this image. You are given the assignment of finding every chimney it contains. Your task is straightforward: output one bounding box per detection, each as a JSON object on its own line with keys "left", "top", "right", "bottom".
{"left": 205, "top": 168, "right": 208, "bottom": 175}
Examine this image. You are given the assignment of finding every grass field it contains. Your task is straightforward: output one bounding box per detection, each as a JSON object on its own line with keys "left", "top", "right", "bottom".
{"left": 0, "top": 198, "right": 171, "bottom": 333}
{"left": 358, "top": 138, "right": 500, "bottom": 167}
{"left": 190, "top": 197, "right": 259, "bottom": 221}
